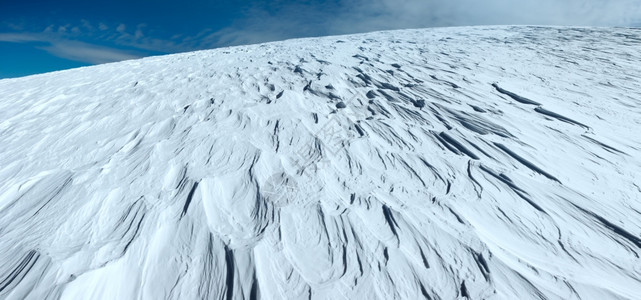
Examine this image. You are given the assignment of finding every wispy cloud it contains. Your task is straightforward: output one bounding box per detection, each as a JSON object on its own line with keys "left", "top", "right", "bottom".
{"left": 0, "top": 32, "right": 142, "bottom": 64}
{"left": 39, "top": 40, "right": 141, "bottom": 64}
{"left": 339, "top": 0, "right": 641, "bottom": 28}
{"left": 1, "top": 19, "right": 179, "bottom": 65}
{"left": 341, "top": 0, "right": 641, "bottom": 28}
{"left": 0, "top": 33, "right": 43, "bottom": 43}
{"left": 205, "top": 0, "right": 641, "bottom": 46}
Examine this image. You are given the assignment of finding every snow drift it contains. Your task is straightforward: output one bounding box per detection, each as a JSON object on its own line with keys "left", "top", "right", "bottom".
{"left": 1, "top": 26, "right": 641, "bottom": 299}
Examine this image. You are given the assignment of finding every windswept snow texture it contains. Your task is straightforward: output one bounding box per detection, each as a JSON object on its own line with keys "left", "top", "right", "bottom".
{"left": 1, "top": 26, "right": 641, "bottom": 300}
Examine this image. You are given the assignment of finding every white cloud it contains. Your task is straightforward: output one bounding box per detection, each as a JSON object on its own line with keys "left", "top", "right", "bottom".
{"left": 80, "top": 19, "right": 94, "bottom": 31}
{"left": 331, "top": 0, "right": 641, "bottom": 29}
{"left": 205, "top": 0, "right": 641, "bottom": 47}
{"left": 7, "top": 23, "right": 24, "bottom": 31}
{"left": 40, "top": 40, "right": 141, "bottom": 64}
{"left": 0, "top": 33, "right": 41, "bottom": 42}
{"left": 0, "top": 32, "right": 141, "bottom": 64}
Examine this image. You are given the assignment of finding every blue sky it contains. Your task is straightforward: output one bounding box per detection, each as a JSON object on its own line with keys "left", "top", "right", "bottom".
{"left": 2, "top": 0, "right": 641, "bottom": 78}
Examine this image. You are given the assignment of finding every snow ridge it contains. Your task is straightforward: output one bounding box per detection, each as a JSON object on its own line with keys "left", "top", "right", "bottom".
{"left": 1, "top": 26, "right": 641, "bottom": 299}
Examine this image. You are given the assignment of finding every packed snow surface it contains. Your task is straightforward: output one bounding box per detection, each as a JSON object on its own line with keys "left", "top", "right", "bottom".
{"left": 1, "top": 26, "right": 641, "bottom": 299}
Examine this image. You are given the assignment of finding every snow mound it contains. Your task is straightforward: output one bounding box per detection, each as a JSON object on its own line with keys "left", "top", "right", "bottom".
{"left": 1, "top": 26, "right": 641, "bottom": 299}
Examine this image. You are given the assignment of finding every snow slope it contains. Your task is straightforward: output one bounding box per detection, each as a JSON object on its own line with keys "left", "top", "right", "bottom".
{"left": 1, "top": 26, "right": 641, "bottom": 299}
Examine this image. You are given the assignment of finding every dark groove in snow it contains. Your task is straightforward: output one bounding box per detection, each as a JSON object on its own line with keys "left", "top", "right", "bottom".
{"left": 438, "top": 132, "right": 480, "bottom": 160}
{"left": 534, "top": 107, "right": 590, "bottom": 129}
{"left": 492, "top": 83, "right": 541, "bottom": 105}
{"left": 181, "top": 181, "right": 199, "bottom": 218}
{"left": 494, "top": 143, "right": 560, "bottom": 183}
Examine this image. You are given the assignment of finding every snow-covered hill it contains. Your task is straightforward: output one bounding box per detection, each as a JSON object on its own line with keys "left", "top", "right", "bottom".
{"left": 1, "top": 26, "right": 641, "bottom": 299}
